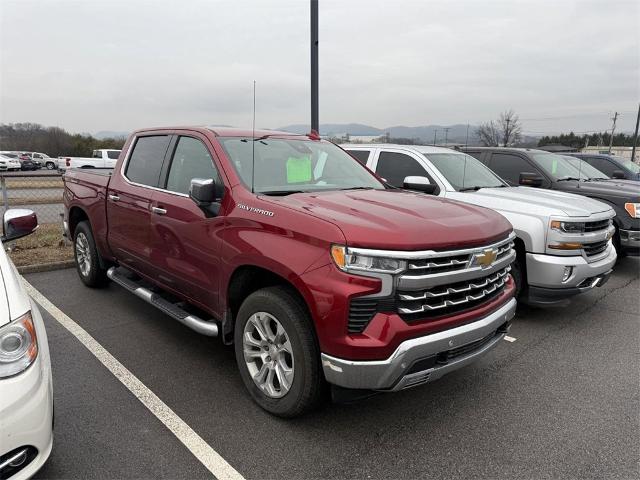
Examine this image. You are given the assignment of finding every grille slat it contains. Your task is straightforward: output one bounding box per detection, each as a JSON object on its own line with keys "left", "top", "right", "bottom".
{"left": 584, "top": 219, "right": 610, "bottom": 233}
{"left": 584, "top": 239, "right": 608, "bottom": 257}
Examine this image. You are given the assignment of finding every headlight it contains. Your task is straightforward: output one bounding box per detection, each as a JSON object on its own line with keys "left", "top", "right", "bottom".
{"left": 0, "top": 312, "right": 38, "bottom": 378}
{"left": 550, "top": 220, "right": 585, "bottom": 233}
{"left": 331, "top": 245, "right": 405, "bottom": 273}
{"left": 625, "top": 203, "right": 640, "bottom": 219}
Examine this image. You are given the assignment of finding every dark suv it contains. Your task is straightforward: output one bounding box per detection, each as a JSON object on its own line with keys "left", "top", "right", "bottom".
{"left": 462, "top": 147, "right": 640, "bottom": 257}
{"left": 563, "top": 153, "right": 640, "bottom": 182}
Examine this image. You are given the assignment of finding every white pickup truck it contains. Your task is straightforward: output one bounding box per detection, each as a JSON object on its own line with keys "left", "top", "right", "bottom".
{"left": 343, "top": 144, "right": 617, "bottom": 306}
{"left": 58, "top": 149, "right": 121, "bottom": 172}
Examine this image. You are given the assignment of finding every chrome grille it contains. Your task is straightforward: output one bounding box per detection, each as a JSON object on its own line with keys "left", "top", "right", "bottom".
{"left": 406, "top": 241, "right": 514, "bottom": 275}
{"left": 398, "top": 266, "right": 511, "bottom": 315}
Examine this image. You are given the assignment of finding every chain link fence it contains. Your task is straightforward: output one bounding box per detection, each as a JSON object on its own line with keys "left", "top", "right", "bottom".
{"left": 0, "top": 171, "right": 64, "bottom": 225}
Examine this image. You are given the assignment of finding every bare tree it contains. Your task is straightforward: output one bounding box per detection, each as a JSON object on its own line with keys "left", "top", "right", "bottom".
{"left": 476, "top": 109, "right": 522, "bottom": 146}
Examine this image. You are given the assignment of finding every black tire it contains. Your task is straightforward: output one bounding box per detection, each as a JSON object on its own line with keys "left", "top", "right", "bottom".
{"left": 613, "top": 225, "right": 627, "bottom": 259}
{"left": 234, "top": 286, "right": 327, "bottom": 417}
{"left": 45, "top": 162, "right": 55, "bottom": 170}
{"left": 511, "top": 255, "right": 525, "bottom": 298}
{"left": 73, "top": 221, "right": 109, "bottom": 288}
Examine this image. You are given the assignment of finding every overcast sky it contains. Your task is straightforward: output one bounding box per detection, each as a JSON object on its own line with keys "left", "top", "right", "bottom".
{"left": 1, "top": 0, "right": 638, "bottom": 135}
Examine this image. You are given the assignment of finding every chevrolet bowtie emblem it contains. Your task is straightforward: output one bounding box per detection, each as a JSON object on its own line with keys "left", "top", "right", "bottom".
{"left": 472, "top": 248, "right": 498, "bottom": 268}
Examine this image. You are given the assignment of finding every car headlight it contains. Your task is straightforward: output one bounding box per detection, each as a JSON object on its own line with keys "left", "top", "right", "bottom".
{"left": 0, "top": 312, "right": 38, "bottom": 378}
{"left": 331, "top": 245, "right": 405, "bottom": 274}
{"left": 624, "top": 203, "right": 640, "bottom": 219}
{"left": 550, "top": 220, "right": 586, "bottom": 233}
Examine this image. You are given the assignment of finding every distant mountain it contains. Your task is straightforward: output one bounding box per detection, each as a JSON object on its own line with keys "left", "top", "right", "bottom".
{"left": 94, "top": 130, "right": 129, "bottom": 139}
{"left": 278, "top": 123, "right": 478, "bottom": 143}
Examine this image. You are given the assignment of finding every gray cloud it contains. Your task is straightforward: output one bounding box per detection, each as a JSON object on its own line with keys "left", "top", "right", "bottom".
{"left": 1, "top": 0, "right": 638, "bottom": 134}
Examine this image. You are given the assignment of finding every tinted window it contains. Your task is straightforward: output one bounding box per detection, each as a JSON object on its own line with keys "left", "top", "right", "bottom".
{"left": 465, "top": 151, "right": 486, "bottom": 163}
{"left": 166, "top": 137, "right": 220, "bottom": 195}
{"left": 92, "top": 150, "right": 101, "bottom": 158}
{"left": 489, "top": 153, "right": 537, "bottom": 186}
{"left": 125, "top": 136, "right": 170, "bottom": 187}
{"left": 375, "top": 151, "right": 427, "bottom": 187}
{"left": 584, "top": 157, "right": 616, "bottom": 176}
{"left": 107, "top": 150, "right": 121, "bottom": 160}
{"left": 347, "top": 149, "right": 370, "bottom": 165}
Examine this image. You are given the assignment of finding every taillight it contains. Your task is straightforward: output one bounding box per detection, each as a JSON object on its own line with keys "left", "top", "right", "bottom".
{"left": 66, "top": 158, "right": 70, "bottom": 167}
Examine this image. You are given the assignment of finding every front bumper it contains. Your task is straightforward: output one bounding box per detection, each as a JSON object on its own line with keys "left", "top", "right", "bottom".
{"left": 0, "top": 303, "right": 54, "bottom": 480}
{"left": 619, "top": 229, "right": 640, "bottom": 254}
{"left": 321, "top": 297, "right": 516, "bottom": 391}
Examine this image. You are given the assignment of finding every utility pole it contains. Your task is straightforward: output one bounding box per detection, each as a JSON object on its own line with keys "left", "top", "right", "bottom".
{"left": 433, "top": 129, "right": 437, "bottom": 145}
{"left": 443, "top": 127, "right": 450, "bottom": 146}
{"left": 465, "top": 123, "right": 469, "bottom": 148}
{"left": 608, "top": 111, "right": 618, "bottom": 154}
{"left": 310, "top": 0, "right": 319, "bottom": 134}
{"left": 631, "top": 103, "right": 640, "bottom": 163}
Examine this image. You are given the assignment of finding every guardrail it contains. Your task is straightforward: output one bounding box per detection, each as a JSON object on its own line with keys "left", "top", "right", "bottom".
{"left": 0, "top": 171, "right": 64, "bottom": 225}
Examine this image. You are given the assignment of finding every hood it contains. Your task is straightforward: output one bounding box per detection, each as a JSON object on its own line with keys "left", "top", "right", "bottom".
{"left": 0, "top": 248, "right": 31, "bottom": 326}
{"left": 448, "top": 186, "right": 612, "bottom": 218}
{"left": 556, "top": 180, "right": 640, "bottom": 204}
{"left": 263, "top": 189, "right": 512, "bottom": 250}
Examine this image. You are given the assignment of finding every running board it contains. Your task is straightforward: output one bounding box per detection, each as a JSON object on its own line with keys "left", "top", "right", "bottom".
{"left": 107, "top": 267, "right": 218, "bottom": 337}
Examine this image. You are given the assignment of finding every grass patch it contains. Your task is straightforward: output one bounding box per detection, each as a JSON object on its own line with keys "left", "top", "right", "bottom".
{"left": 5, "top": 179, "right": 63, "bottom": 189}
{"left": 8, "top": 196, "right": 62, "bottom": 206}
{"left": 7, "top": 223, "right": 74, "bottom": 267}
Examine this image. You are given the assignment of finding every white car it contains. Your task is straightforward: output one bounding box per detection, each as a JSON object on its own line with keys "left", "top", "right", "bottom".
{"left": 0, "top": 154, "right": 22, "bottom": 171}
{"left": 0, "top": 209, "right": 53, "bottom": 479}
{"left": 58, "top": 149, "right": 121, "bottom": 172}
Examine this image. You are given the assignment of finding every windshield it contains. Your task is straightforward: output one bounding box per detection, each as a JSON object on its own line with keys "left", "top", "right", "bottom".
{"left": 618, "top": 157, "right": 640, "bottom": 174}
{"left": 562, "top": 156, "right": 609, "bottom": 180}
{"left": 532, "top": 153, "right": 585, "bottom": 180}
{"left": 219, "top": 137, "right": 384, "bottom": 194}
{"left": 425, "top": 153, "right": 506, "bottom": 190}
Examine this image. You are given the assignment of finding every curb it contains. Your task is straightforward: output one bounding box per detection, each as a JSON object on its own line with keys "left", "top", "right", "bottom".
{"left": 17, "top": 260, "right": 75, "bottom": 274}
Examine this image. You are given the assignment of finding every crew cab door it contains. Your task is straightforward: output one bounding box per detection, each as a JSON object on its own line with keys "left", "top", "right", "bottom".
{"left": 149, "top": 134, "right": 225, "bottom": 312}
{"left": 106, "top": 134, "right": 172, "bottom": 274}
{"left": 370, "top": 148, "right": 442, "bottom": 195}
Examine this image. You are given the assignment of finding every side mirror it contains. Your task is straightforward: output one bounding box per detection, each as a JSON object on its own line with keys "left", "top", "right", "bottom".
{"left": 403, "top": 176, "right": 437, "bottom": 194}
{"left": 519, "top": 172, "right": 544, "bottom": 187}
{"left": 2, "top": 209, "right": 38, "bottom": 243}
{"left": 612, "top": 169, "right": 625, "bottom": 179}
{"left": 190, "top": 178, "right": 220, "bottom": 216}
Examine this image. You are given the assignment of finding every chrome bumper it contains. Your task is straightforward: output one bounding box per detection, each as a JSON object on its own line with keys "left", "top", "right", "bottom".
{"left": 321, "top": 298, "right": 516, "bottom": 391}
{"left": 619, "top": 229, "right": 640, "bottom": 249}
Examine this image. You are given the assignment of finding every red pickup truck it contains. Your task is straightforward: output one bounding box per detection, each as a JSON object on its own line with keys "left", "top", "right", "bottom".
{"left": 63, "top": 126, "right": 517, "bottom": 416}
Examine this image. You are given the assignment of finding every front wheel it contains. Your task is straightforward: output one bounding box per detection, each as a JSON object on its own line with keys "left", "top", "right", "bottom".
{"left": 74, "top": 221, "right": 109, "bottom": 288}
{"left": 45, "top": 162, "right": 55, "bottom": 170}
{"left": 234, "top": 286, "right": 327, "bottom": 417}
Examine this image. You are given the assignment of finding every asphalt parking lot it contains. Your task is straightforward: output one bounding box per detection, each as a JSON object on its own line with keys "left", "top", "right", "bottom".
{"left": 25, "top": 258, "right": 639, "bottom": 479}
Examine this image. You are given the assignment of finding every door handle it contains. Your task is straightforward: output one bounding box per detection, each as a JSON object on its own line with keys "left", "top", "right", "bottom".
{"left": 151, "top": 207, "right": 167, "bottom": 215}
{"left": 108, "top": 194, "right": 120, "bottom": 201}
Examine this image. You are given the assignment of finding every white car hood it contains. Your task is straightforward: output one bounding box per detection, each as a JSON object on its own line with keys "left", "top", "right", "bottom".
{"left": 0, "top": 247, "right": 30, "bottom": 326}
{"left": 447, "top": 186, "right": 612, "bottom": 218}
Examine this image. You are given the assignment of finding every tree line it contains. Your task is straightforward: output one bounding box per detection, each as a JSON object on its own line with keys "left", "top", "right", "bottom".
{"left": 0, "top": 123, "right": 126, "bottom": 157}
{"left": 537, "top": 131, "right": 636, "bottom": 149}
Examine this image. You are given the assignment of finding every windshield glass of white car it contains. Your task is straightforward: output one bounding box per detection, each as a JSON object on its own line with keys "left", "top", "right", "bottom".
{"left": 426, "top": 153, "right": 505, "bottom": 191}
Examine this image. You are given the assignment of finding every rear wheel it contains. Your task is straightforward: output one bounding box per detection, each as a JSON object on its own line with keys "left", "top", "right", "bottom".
{"left": 74, "top": 221, "right": 109, "bottom": 288}
{"left": 45, "top": 162, "right": 55, "bottom": 170}
{"left": 234, "top": 286, "right": 326, "bottom": 417}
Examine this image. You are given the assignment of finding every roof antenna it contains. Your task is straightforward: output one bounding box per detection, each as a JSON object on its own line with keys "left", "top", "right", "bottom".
{"left": 577, "top": 154, "right": 584, "bottom": 184}
{"left": 251, "top": 80, "right": 256, "bottom": 194}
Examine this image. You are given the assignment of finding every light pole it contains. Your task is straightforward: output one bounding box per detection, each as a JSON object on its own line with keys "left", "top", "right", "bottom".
{"left": 310, "top": 0, "right": 319, "bottom": 134}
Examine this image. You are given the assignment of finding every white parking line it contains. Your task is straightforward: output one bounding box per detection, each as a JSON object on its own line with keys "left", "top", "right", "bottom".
{"left": 22, "top": 279, "right": 245, "bottom": 480}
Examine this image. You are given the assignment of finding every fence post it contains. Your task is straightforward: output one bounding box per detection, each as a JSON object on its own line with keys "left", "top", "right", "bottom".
{"left": 1, "top": 176, "right": 7, "bottom": 213}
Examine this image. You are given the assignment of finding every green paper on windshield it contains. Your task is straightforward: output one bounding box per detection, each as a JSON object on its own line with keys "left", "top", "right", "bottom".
{"left": 286, "top": 155, "right": 312, "bottom": 183}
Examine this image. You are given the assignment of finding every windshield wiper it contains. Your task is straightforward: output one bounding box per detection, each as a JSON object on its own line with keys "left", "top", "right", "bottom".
{"left": 557, "top": 176, "right": 581, "bottom": 182}
{"left": 260, "top": 190, "right": 307, "bottom": 196}
{"left": 339, "top": 187, "right": 375, "bottom": 191}
{"left": 459, "top": 186, "right": 482, "bottom": 191}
